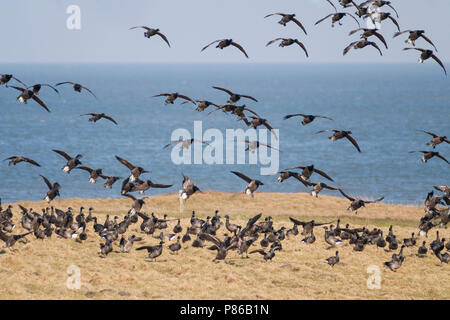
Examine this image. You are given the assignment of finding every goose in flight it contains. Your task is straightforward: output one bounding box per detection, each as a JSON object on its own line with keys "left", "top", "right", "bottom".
{"left": 394, "top": 30, "right": 437, "bottom": 51}
{"left": 201, "top": 39, "right": 249, "bottom": 58}
{"left": 339, "top": 189, "right": 384, "bottom": 214}
{"left": 81, "top": 113, "right": 117, "bottom": 125}
{"left": 315, "top": 12, "right": 360, "bottom": 28}
{"left": 348, "top": 28, "right": 388, "bottom": 49}
{"left": 115, "top": 155, "right": 149, "bottom": 182}
{"left": 4, "top": 156, "right": 40, "bottom": 167}
{"left": 52, "top": 150, "right": 82, "bottom": 173}
{"left": 420, "top": 130, "right": 449, "bottom": 148}
{"left": 403, "top": 48, "right": 446, "bottom": 75}
{"left": 129, "top": 26, "right": 170, "bottom": 47}
{"left": 266, "top": 38, "right": 308, "bottom": 57}
{"left": 409, "top": 151, "right": 449, "bottom": 164}
{"left": 316, "top": 129, "right": 361, "bottom": 152}
{"left": 40, "top": 175, "right": 61, "bottom": 203}
{"left": 231, "top": 171, "right": 264, "bottom": 197}
{"left": 284, "top": 113, "right": 333, "bottom": 126}
{"left": 212, "top": 86, "right": 258, "bottom": 103}
{"left": 55, "top": 82, "right": 97, "bottom": 99}
{"left": 153, "top": 92, "right": 196, "bottom": 105}
{"left": 343, "top": 39, "right": 383, "bottom": 56}
{"left": 163, "top": 138, "right": 210, "bottom": 150}
{"left": 0, "top": 74, "right": 26, "bottom": 86}
{"left": 9, "top": 86, "right": 51, "bottom": 112}
{"left": 264, "top": 13, "right": 307, "bottom": 35}
{"left": 367, "top": 12, "right": 400, "bottom": 32}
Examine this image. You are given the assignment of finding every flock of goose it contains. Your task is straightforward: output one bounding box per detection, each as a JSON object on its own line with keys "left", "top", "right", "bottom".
{"left": 1, "top": 0, "right": 449, "bottom": 273}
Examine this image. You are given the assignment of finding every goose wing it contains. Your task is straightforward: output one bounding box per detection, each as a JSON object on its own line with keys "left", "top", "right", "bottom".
{"left": 52, "top": 150, "right": 72, "bottom": 161}
{"left": 40, "top": 175, "right": 53, "bottom": 190}
{"left": 315, "top": 13, "right": 334, "bottom": 25}
{"left": 156, "top": 31, "right": 171, "bottom": 47}
{"left": 345, "top": 134, "right": 361, "bottom": 152}
{"left": 23, "top": 157, "right": 41, "bottom": 167}
{"left": 291, "top": 17, "right": 307, "bottom": 35}
{"left": 343, "top": 41, "right": 358, "bottom": 55}
{"left": 431, "top": 54, "right": 447, "bottom": 75}
{"left": 101, "top": 114, "right": 118, "bottom": 125}
{"left": 345, "top": 13, "right": 361, "bottom": 27}
{"left": 294, "top": 40, "right": 309, "bottom": 57}
{"left": 231, "top": 171, "right": 253, "bottom": 184}
{"left": 230, "top": 41, "right": 249, "bottom": 58}
{"left": 387, "top": 16, "right": 400, "bottom": 32}
{"left": 31, "top": 95, "right": 51, "bottom": 112}
{"left": 266, "top": 38, "right": 284, "bottom": 47}
{"left": 201, "top": 40, "right": 222, "bottom": 52}
{"left": 339, "top": 189, "right": 356, "bottom": 201}
{"left": 312, "top": 168, "right": 334, "bottom": 182}
{"left": 129, "top": 26, "right": 151, "bottom": 31}
{"left": 420, "top": 34, "right": 438, "bottom": 52}
{"left": 436, "top": 153, "right": 450, "bottom": 164}
{"left": 369, "top": 41, "right": 383, "bottom": 56}
{"left": 115, "top": 156, "right": 136, "bottom": 170}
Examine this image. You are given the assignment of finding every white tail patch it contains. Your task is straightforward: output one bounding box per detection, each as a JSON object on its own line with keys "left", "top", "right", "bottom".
{"left": 63, "top": 166, "right": 70, "bottom": 172}
{"left": 246, "top": 189, "right": 252, "bottom": 195}
{"left": 89, "top": 178, "right": 95, "bottom": 184}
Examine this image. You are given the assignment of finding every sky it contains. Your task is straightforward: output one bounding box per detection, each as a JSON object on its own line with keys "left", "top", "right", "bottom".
{"left": 1, "top": 0, "right": 449, "bottom": 63}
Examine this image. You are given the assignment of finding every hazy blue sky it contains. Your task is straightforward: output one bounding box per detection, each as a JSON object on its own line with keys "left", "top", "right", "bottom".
{"left": 1, "top": 0, "right": 449, "bottom": 63}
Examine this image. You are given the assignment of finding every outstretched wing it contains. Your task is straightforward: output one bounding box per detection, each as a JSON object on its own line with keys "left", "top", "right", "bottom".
{"left": 264, "top": 13, "right": 284, "bottom": 18}
{"left": 262, "top": 120, "right": 278, "bottom": 140}
{"left": 326, "top": 0, "right": 337, "bottom": 12}
{"left": 284, "top": 114, "right": 306, "bottom": 120}
{"left": 129, "top": 26, "right": 151, "bottom": 31}
{"left": 231, "top": 171, "right": 253, "bottom": 184}
{"left": 345, "top": 13, "right": 361, "bottom": 27}
{"left": 163, "top": 139, "right": 183, "bottom": 149}
{"left": 315, "top": 14, "right": 333, "bottom": 25}
{"left": 386, "top": 3, "right": 399, "bottom": 18}
{"left": 345, "top": 134, "right": 361, "bottom": 152}
{"left": 420, "top": 34, "right": 438, "bottom": 52}
{"left": 80, "top": 85, "right": 97, "bottom": 99}
{"left": 431, "top": 54, "right": 447, "bottom": 75}
{"left": 343, "top": 41, "right": 358, "bottom": 55}
{"left": 101, "top": 114, "right": 118, "bottom": 125}
{"left": 387, "top": 16, "right": 400, "bottom": 32}
{"left": 365, "top": 196, "right": 385, "bottom": 203}
{"left": 52, "top": 150, "right": 72, "bottom": 161}
{"left": 266, "top": 38, "right": 283, "bottom": 47}
{"left": 40, "top": 175, "right": 53, "bottom": 190}
{"left": 177, "top": 94, "right": 196, "bottom": 104}
{"left": 393, "top": 30, "right": 411, "bottom": 38}
{"left": 436, "top": 153, "right": 450, "bottom": 164}
{"left": 149, "top": 182, "right": 173, "bottom": 189}
{"left": 212, "top": 86, "right": 234, "bottom": 96}
{"left": 124, "top": 193, "right": 137, "bottom": 201}
{"left": 31, "top": 95, "right": 51, "bottom": 112}
{"left": 230, "top": 41, "right": 249, "bottom": 58}
{"left": 291, "top": 18, "right": 307, "bottom": 35}
{"left": 294, "top": 40, "right": 309, "bottom": 57}
{"left": 289, "top": 217, "right": 306, "bottom": 226}
{"left": 369, "top": 41, "right": 383, "bottom": 56}
{"left": 201, "top": 40, "right": 221, "bottom": 52}
{"left": 338, "top": 189, "right": 356, "bottom": 201}
{"left": 24, "top": 157, "right": 41, "bottom": 167}
{"left": 313, "top": 168, "right": 334, "bottom": 182}
{"left": 156, "top": 32, "right": 171, "bottom": 47}
{"left": 115, "top": 156, "right": 136, "bottom": 170}
{"left": 55, "top": 81, "right": 75, "bottom": 86}
{"left": 74, "top": 166, "right": 94, "bottom": 173}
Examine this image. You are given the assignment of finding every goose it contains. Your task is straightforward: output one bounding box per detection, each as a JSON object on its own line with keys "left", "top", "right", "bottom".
{"left": 225, "top": 215, "right": 240, "bottom": 234}
{"left": 154, "top": 231, "right": 176, "bottom": 242}
{"left": 0, "top": 230, "right": 32, "bottom": 248}
{"left": 316, "top": 129, "right": 361, "bottom": 152}
{"left": 301, "top": 230, "right": 316, "bottom": 244}
{"left": 123, "top": 194, "right": 147, "bottom": 214}
{"left": 351, "top": 0, "right": 369, "bottom": 18}
{"left": 265, "top": 38, "right": 308, "bottom": 57}
{"left": 366, "top": 1, "right": 399, "bottom": 17}
{"left": 134, "top": 179, "right": 173, "bottom": 194}
{"left": 136, "top": 241, "right": 164, "bottom": 261}
{"left": 115, "top": 155, "right": 149, "bottom": 182}
{"left": 129, "top": 26, "right": 170, "bottom": 47}
{"left": 98, "top": 240, "right": 113, "bottom": 257}
{"left": 420, "top": 131, "right": 449, "bottom": 148}
{"left": 168, "top": 236, "right": 182, "bottom": 254}
{"left": 384, "top": 258, "right": 402, "bottom": 272}
{"left": 201, "top": 39, "right": 249, "bottom": 58}
{"left": 260, "top": 233, "right": 269, "bottom": 247}
{"left": 153, "top": 92, "right": 196, "bottom": 105}
{"left": 192, "top": 234, "right": 205, "bottom": 248}
{"left": 308, "top": 182, "right": 338, "bottom": 197}
{"left": 55, "top": 228, "right": 77, "bottom": 239}
{"left": 417, "top": 241, "right": 428, "bottom": 256}
{"left": 212, "top": 86, "right": 258, "bottom": 104}
{"left": 392, "top": 245, "right": 406, "bottom": 262}
{"left": 179, "top": 175, "right": 201, "bottom": 200}
{"left": 343, "top": 39, "right": 383, "bottom": 56}
{"left": 0, "top": 74, "right": 26, "bottom": 86}
{"left": 276, "top": 171, "right": 309, "bottom": 186}
{"left": 403, "top": 48, "right": 446, "bottom": 75}
{"left": 173, "top": 219, "right": 182, "bottom": 234}
{"left": 100, "top": 175, "right": 126, "bottom": 189}
{"left": 403, "top": 233, "right": 416, "bottom": 247}
{"left": 81, "top": 113, "right": 117, "bottom": 125}
{"left": 409, "top": 151, "right": 449, "bottom": 164}
{"left": 283, "top": 113, "right": 333, "bottom": 126}
{"left": 286, "top": 224, "right": 299, "bottom": 237}
{"left": 325, "top": 251, "right": 340, "bottom": 267}
{"left": 119, "top": 234, "right": 142, "bottom": 253}
{"left": 315, "top": 12, "right": 360, "bottom": 28}
{"left": 324, "top": 226, "right": 342, "bottom": 247}
{"left": 244, "top": 116, "right": 278, "bottom": 140}
{"left": 185, "top": 100, "right": 221, "bottom": 112}
{"left": 376, "top": 231, "right": 387, "bottom": 249}
{"left": 209, "top": 104, "right": 260, "bottom": 122}
{"left": 74, "top": 166, "right": 104, "bottom": 184}
{"left": 367, "top": 12, "right": 400, "bottom": 32}
{"left": 79, "top": 225, "right": 87, "bottom": 241}
{"left": 388, "top": 235, "right": 399, "bottom": 251}
{"left": 182, "top": 230, "right": 191, "bottom": 243}
{"left": 249, "top": 247, "right": 277, "bottom": 261}
{"left": 190, "top": 211, "right": 205, "bottom": 229}
{"left": 338, "top": 189, "right": 384, "bottom": 214}
{"left": 438, "top": 252, "right": 450, "bottom": 263}
{"left": 348, "top": 28, "right": 388, "bottom": 49}
{"left": 55, "top": 82, "right": 97, "bottom": 98}
{"left": 264, "top": 13, "right": 307, "bottom": 34}
{"left": 394, "top": 30, "right": 437, "bottom": 51}
{"left": 230, "top": 171, "right": 264, "bottom": 197}
{"left": 243, "top": 140, "right": 278, "bottom": 153}
{"left": 92, "top": 217, "right": 104, "bottom": 233}
{"left": 52, "top": 150, "right": 82, "bottom": 173}
{"left": 285, "top": 164, "right": 334, "bottom": 182}
{"left": 4, "top": 156, "right": 40, "bottom": 167}
{"left": 9, "top": 86, "right": 51, "bottom": 112}
{"left": 202, "top": 233, "right": 234, "bottom": 260}
{"left": 40, "top": 175, "right": 61, "bottom": 203}
{"left": 163, "top": 138, "right": 209, "bottom": 150}
{"left": 353, "top": 238, "right": 365, "bottom": 252}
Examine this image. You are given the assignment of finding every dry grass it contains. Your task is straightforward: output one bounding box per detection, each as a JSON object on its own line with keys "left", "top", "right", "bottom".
{"left": 1, "top": 191, "right": 449, "bottom": 300}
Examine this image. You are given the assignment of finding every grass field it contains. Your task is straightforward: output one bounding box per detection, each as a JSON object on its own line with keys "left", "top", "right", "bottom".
{"left": 1, "top": 191, "right": 449, "bottom": 300}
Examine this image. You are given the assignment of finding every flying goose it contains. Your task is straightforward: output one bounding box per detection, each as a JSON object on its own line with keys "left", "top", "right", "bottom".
{"left": 325, "top": 251, "right": 340, "bottom": 267}
{"left": 403, "top": 48, "right": 446, "bottom": 75}
{"left": 338, "top": 189, "right": 384, "bottom": 213}
{"left": 123, "top": 193, "right": 147, "bottom": 214}
{"left": 9, "top": 86, "right": 51, "bottom": 112}
{"left": 243, "top": 140, "right": 278, "bottom": 152}
{"left": 351, "top": 0, "right": 369, "bottom": 18}
{"left": 27, "top": 84, "right": 59, "bottom": 96}
{"left": 0, "top": 74, "right": 26, "bottom": 86}
{"left": 307, "top": 182, "right": 338, "bottom": 197}
{"left": 163, "top": 138, "right": 210, "bottom": 150}
{"left": 285, "top": 164, "right": 334, "bottom": 182}
{"left": 284, "top": 113, "right": 333, "bottom": 125}
{"left": 316, "top": 129, "right": 361, "bottom": 152}
{"left": 367, "top": 12, "right": 400, "bottom": 32}
{"left": 266, "top": 38, "right": 308, "bottom": 57}
{"left": 394, "top": 30, "right": 437, "bottom": 51}
{"left": 153, "top": 92, "right": 196, "bottom": 105}
{"left": 81, "top": 113, "right": 117, "bottom": 125}
{"left": 73, "top": 166, "right": 104, "bottom": 184}
{"left": 230, "top": 171, "right": 264, "bottom": 197}
{"left": 315, "top": 12, "right": 360, "bottom": 28}
{"left": 201, "top": 39, "right": 249, "bottom": 58}
{"left": 52, "top": 150, "right": 82, "bottom": 173}
{"left": 246, "top": 116, "right": 278, "bottom": 140}
{"left": 365, "top": 0, "right": 399, "bottom": 18}
{"left": 115, "top": 155, "right": 149, "bottom": 182}
{"left": 349, "top": 28, "right": 388, "bottom": 49}
{"left": 212, "top": 86, "right": 258, "bottom": 104}
{"left": 40, "top": 175, "right": 61, "bottom": 203}
{"left": 55, "top": 82, "right": 97, "bottom": 98}
{"left": 4, "top": 156, "right": 40, "bottom": 167}
{"left": 420, "top": 130, "right": 449, "bottom": 148}
{"left": 129, "top": 26, "right": 170, "bottom": 47}
{"left": 343, "top": 39, "right": 383, "bottom": 56}
{"left": 409, "top": 151, "right": 449, "bottom": 164}
{"left": 276, "top": 171, "right": 309, "bottom": 186}
{"left": 185, "top": 100, "right": 221, "bottom": 112}
{"left": 133, "top": 179, "right": 173, "bottom": 194}
{"left": 179, "top": 175, "right": 201, "bottom": 200}
{"left": 264, "top": 13, "right": 307, "bottom": 35}
{"left": 99, "top": 175, "right": 126, "bottom": 189}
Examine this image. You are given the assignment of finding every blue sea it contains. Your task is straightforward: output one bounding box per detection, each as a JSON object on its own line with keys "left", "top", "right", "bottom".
{"left": 0, "top": 63, "right": 448, "bottom": 204}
